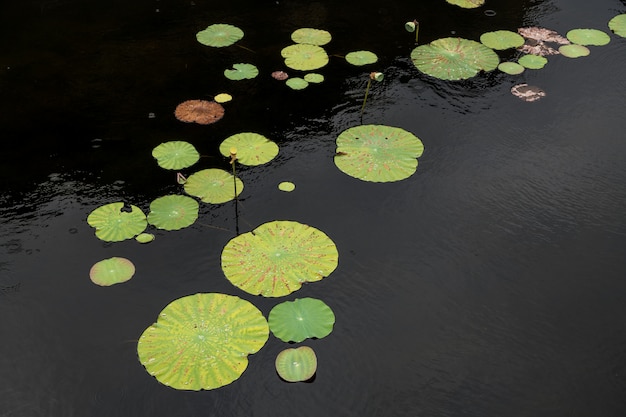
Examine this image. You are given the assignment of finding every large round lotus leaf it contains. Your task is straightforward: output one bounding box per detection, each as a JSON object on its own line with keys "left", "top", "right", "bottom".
{"left": 152, "top": 141, "right": 200, "bottom": 170}
{"left": 184, "top": 169, "right": 243, "bottom": 204}
{"left": 89, "top": 257, "right": 135, "bottom": 286}
{"left": 281, "top": 44, "right": 329, "bottom": 71}
{"left": 291, "top": 28, "right": 332, "bottom": 46}
{"left": 285, "top": 77, "right": 309, "bottom": 90}
{"left": 518, "top": 54, "right": 548, "bottom": 69}
{"left": 345, "top": 50, "right": 378, "bottom": 66}
{"left": 275, "top": 346, "right": 317, "bottom": 382}
{"left": 221, "top": 220, "right": 339, "bottom": 297}
{"left": 609, "top": 14, "right": 626, "bottom": 38}
{"left": 87, "top": 202, "right": 147, "bottom": 242}
{"left": 196, "top": 24, "right": 244, "bottom": 47}
{"left": 334, "top": 124, "right": 424, "bottom": 183}
{"left": 559, "top": 44, "right": 590, "bottom": 58}
{"left": 224, "top": 63, "right": 259, "bottom": 80}
{"left": 268, "top": 298, "right": 335, "bottom": 343}
{"left": 480, "top": 30, "right": 524, "bottom": 50}
{"left": 410, "top": 37, "right": 499, "bottom": 80}
{"left": 219, "top": 133, "right": 279, "bottom": 166}
{"left": 498, "top": 62, "right": 525, "bottom": 75}
{"left": 137, "top": 293, "right": 269, "bottom": 391}
{"left": 147, "top": 195, "right": 199, "bottom": 231}
{"left": 566, "top": 28, "right": 611, "bottom": 46}
{"left": 446, "top": 0, "right": 485, "bottom": 8}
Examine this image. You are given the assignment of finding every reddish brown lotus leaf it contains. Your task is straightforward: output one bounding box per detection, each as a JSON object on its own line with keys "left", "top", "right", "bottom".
{"left": 511, "top": 83, "right": 546, "bottom": 102}
{"left": 518, "top": 40, "right": 560, "bottom": 56}
{"left": 517, "top": 27, "right": 570, "bottom": 44}
{"left": 174, "top": 100, "right": 225, "bottom": 125}
{"left": 271, "top": 70, "right": 289, "bottom": 80}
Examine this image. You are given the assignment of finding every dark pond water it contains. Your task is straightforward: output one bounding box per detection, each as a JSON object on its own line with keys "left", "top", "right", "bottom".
{"left": 2, "top": 0, "right": 626, "bottom": 415}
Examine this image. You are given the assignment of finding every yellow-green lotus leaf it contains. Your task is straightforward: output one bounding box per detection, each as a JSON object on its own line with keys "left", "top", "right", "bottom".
{"left": 87, "top": 202, "right": 147, "bottom": 242}
{"left": 219, "top": 132, "right": 279, "bottom": 166}
{"left": 275, "top": 346, "right": 317, "bottom": 382}
{"left": 196, "top": 24, "right": 244, "bottom": 47}
{"left": 446, "top": 0, "right": 485, "bottom": 8}
{"left": 184, "top": 169, "right": 243, "bottom": 204}
{"left": 291, "top": 28, "right": 332, "bottom": 46}
{"left": 281, "top": 44, "right": 329, "bottom": 71}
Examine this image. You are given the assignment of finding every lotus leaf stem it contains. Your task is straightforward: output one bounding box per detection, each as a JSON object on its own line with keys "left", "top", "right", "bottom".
{"left": 230, "top": 147, "right": 240, "bottom": 234}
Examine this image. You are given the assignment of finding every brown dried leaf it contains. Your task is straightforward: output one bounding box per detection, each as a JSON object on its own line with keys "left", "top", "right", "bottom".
{"left": 174, "top": 100, "right": 225, "bottom": 125}
{"left": 517, "top": 27, "right": 570, "bottom": 44}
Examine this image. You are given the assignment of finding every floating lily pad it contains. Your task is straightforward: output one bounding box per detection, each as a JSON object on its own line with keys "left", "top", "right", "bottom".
{"left": 291, "top": 28, "right": 332, "bottom": 46}
{"left": 89, "top": 257, "right": 135, "bottom": 286}
{"left": 224, "top": 63, "right": 259, "bottom": 80}
{"left": 498, "top": 62, "right": 525, "bottom": 75}
{"left": 196, "top": 24, "right": 244, "bottom": 47}
{"left": 152, "top": 141, "right": 200, "bottom": 170}
{"left": 608, "top": 14, "right": 626, "bottom": 38}
{"left": 286, "top": 77, "right": 309, "bottom": 90}
{"left": 446, "top": 0, "right": 485, "bottom": 8}
{"left": 221, "top": 220, "right": 339, "bottom": 297}
{"left": 214, "top": 93, "right": 232, "bottom": 103}
{"left": 511, "top": 83, "right": 546, "bottom": 102}
{"left": 566, "top": 28, "right": 611, "bottom": 46}
{"left": 281, "top": 44, "right": 329, "bottom": 71}
{"left": 334, "top": 124, "right": 424, "bottom": 183}
{"left": 410, "top": 37, "right": 499, "bottom": 80}
{"left": 219, "top": 132, "right": 278, "bottom": 166}
{"left": 137, "top": 293, "right": 269, "bottom": 391}
{"left": 87, "top": 202, "right": 147, "bottom": 242}
{"left": 345, "top": 50, "right": 378, "bottom": 66}
{"left": 147, "top": 195, "right": 199, "bottom": 231}
{"left": 184, "top": 169, "right": 243, "bottom": 204}
{"left": 174, "top": 100, "right": 225, "bottom": 125}
{"left": 135, "top": 233, "right": 155, "bottom": 243}
{"left": 480, "top": 30, "right": 524, "bottom": 50}
{"left": 559, "top": 44, "right": 590, "bottom": 58}
{"left": 275, "top": 346, "right": 317, "bottom": 382}
{"left": 268, "top": 298, "right": 335, "bottom": 343}
{"left": 278, "top": 181, "right": 295, "bottom": 192}
{"left": 518, "top": 54, "right": 548, "bottom": 69}
{"left": 304, "top": 73, "right": 324, "bottom": 83}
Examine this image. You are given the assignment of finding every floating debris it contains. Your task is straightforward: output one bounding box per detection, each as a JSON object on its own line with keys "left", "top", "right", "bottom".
{"left": 511, "top": 83, "right": 546, "bottom": 102}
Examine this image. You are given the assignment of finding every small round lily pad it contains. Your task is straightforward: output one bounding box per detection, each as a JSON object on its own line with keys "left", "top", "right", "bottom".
{"left": 135, "top": 233, "right": 155, "bottom": 243}
{"left": 480, "top": 30, "right": 525, "bottom": 50}
{"left": 281, "top": 44, "right": 329, "bottom": 71}
{"left": 286, "top": 77, "right": 309, "bottom": 90}
{"left": 566, "top": 28, "right": 611, "bottom": 46}
{"left": 214, "top": 93, "right": 232, "bottom": 103}
{"left": 446, "top": 0, "right": 485, "bottom": 8}
{"left": 224, "top": 63, "right": 259, "bottom": 80}
{"left": 184, "top": 169, "right": 243, "bottom": 204}
{"left": 87, "top": 202, "right": 147, "bottom": 242}
{"left": 90, "top": 257, "right": 135, "bottom": 286}
{"left": 219, "top": 132, "right": 279, "bottom": 166}
{"left": 147, "top": 195, "right": 199, "bottom": 231}
{"left": 291, "top": 28, "right": 332, "bottom": 46}
{"left": 196, "top": 24, "right": 244, "bottom": 47}
{"left": 268, "top": 298, "right": 335, "bottom": 343}
{"left": 345, "top": 50, "right": 378, "bottom": 66}
{"left": 608, "top": 14, "right": 626, "bottom": 38}
{"left": 275, "top": 346, "right": 317, "bottom": 382}
{"left": 303, "top": 73, "right": 324, "bottom": 83}
{"left": 152, "top": 141, "right": 200, "bottom": 170}
{"left": 518, "top": 54, "right": 548, "bottom": 69}
{"left": 498, "top": 62, "right": 525, "bottom": 75}
{"left": 559, "top": 44, "right": 590, "bottom": 58}
{"left": 278, "top": 181, "right": 295, "bottom": 192}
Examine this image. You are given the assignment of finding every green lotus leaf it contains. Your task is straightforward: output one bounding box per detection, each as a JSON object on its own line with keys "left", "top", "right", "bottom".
{"left": 278, "top": 181, "right": 295, "bottom": 192}
{"left": 147, "top": 195, "right": 199, "bottom": 231}
{"left": 303, "top": 73, "right": 324, "bottom": 83}
{"left": 334, "top": 124, "right": 424, "bottom": 183}
{"left": 196, "top": 24, "right": 244, "bottom": 47}
{"left": 480, "top": 30, "right": 525, "bottom": 50}
{"left": 345, "top": 50, "right": 378, "bottom": 66}
{"left": 410, "top": 37, "right": 499, "bottom": 80}
{"left": 608, "top": 14, "right": 626, "bottom": 38}
{"left": 221, "top": 220, "right": 339, "bottom": 297}
{"left": 135, "top": 233, "right": 155, "bottom": 243}
{"left": 89, "top": 257, "right": 135, "bottom": 286}
{"left": 87, "top": 202, "right": 147, "bottom": 242}
{"left": 518, "top": 54, "right": 548, "bottom": 69}
{"left": 559, "top": 44, "right": 590, "bottom": 58}
{"left": 498, "top": 62, "right": 525, "bottom": 75}
{"left": 566, "top": 28, "right": 611, "bottom": 46}
{"left": 275, "top": 346, "right": 317, "bottom": 382}
{"left": 137, "top": 293, "right": 269, "bottom": 391}
{"left": 446, "top": 0, "right": 485, "bottom": 8}
{"left": 285, "top": 77, "right": 309, "bottom": 90}
{"left": 291, "top": 28, "right": 332, "bottom": 46}
{"left": 152, "top": 141, "right": 200, "bottom": 170}
{"left": 268, "top": 298, "right": 335, "bottom": 343}
{"left": 184, "top": 169, "right": 243, "bottom": 204}
{"left": 281, "top": 44, "right": 329, "bottom": 71}
{"left": 219, "top": 132, "right": 279, "bottom": 166}
{"left": 224, "top": 63, "right": 259, "bottom": 80}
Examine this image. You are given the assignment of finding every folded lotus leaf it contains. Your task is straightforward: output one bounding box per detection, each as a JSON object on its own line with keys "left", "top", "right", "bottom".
{"left": 268, "top": 298, "right": 335, "bottom": 342}
{"left": 410, "top": 37, "right": 499, "bottom": 80}
{"left": 137, "top": 293, "right": 269, "bottom": 390}
{"left": 152, "top": 141, "right": 199, "bottom": 170}
{"left": 89, "top": 257, "right": 135, "bottom": 286}
{"left": 291, "top": 28, "right": 332, "bottom": 46}
{"left": 498, "top": 62, "right": 525, "bottom": 75}
{"left": 518, "top": 54, "right": 548, "bottom": 69}
{"left": 196, "top": 24, "right": 244, "bottom": 47}
{"left": 446, "top": 0, "right": 485, "bottom": 8}
{"left": 184, "top": 169, "right": 243, "bottom": 204}
{"left": 559, "top": 44, "right": 590, "bottom": 58}
{"left": 147, "top": 195, "right": 199, "bottom": 231}
{"left": 281, "top": 44, "right": 329, "bottom": 71}
{"left": 608, "top": 14, "right": 626, "bottom": 38}
{"left": 224, "top": 63, "right": 259, "bottom": 80}
{"left": 334, "top": 124, "right": 424, "bottom": 183}
{"left": 275, "top": 346, "right": 317, "bottom": 382}
{"left": 345, "top": 50, "right": 378, "bottom": 66}
{"left": 480, "top": 30, "right": 524, "bottom": 50}
{"left": 221, "top": 220, "right": 339, "bottom": 297}
{"left": 87, "top": 202, "right": 147, "bottom": 242}
{"left": 566, "top": 28, "right": 611, "bottom": 46}
{"left": 219, "top": 132, "right": 279, "bottom": 166}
